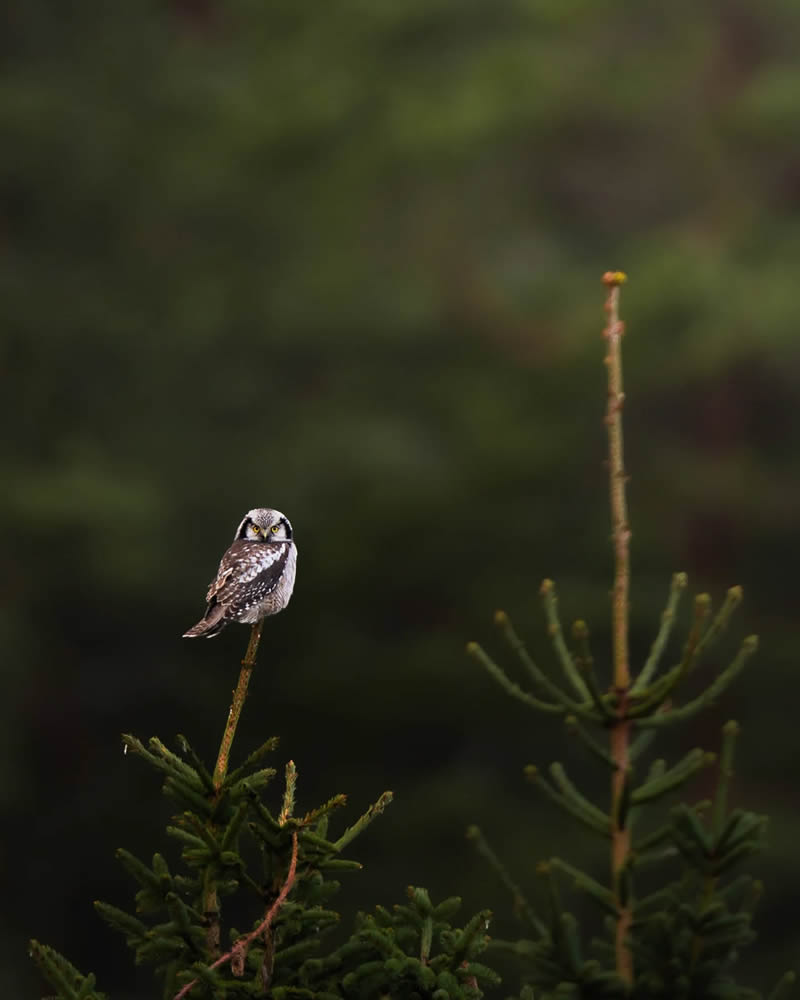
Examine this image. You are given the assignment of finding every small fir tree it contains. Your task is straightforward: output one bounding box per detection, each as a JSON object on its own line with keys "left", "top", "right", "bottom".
{"left": 467, "top": 273, "right": 795, "bottom": 999}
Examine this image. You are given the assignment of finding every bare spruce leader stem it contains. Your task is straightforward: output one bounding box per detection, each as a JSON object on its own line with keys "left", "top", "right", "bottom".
{"left": 213, "top": 619, "right": 264, "bottom": 790}
{"left": 602, "top": 270, "right": 633, "bottom": 984}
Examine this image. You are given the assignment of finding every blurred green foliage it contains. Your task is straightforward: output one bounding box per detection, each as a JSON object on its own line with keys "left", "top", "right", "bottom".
{"left": 4, "top": 1, "right": 800, "bottom": 995}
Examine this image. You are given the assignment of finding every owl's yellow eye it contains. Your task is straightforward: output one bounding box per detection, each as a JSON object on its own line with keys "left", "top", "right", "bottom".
{"left": 270, "top": 524, "right": 280, "bottom": 533}
{"left": 251, "top": 524, "right": 261, "bottom": 535}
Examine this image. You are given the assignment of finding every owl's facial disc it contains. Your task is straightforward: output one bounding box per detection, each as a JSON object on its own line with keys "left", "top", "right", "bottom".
{"left": 234, "top": 507, "right": 292, "bottom": 542}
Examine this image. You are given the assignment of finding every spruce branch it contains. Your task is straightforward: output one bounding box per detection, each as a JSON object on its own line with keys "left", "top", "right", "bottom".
{"left": 93, "top": 901, "right": 149, "bottom": 942}
{"left": 660, "top": 725, "right": 770, "bottom": 882}
{"left": 151, "top": 738, "right": 209, "bottom": 789}
{"left": 539, "top": 580, "right": 591, "bottom": 700}
{"left": 681, "top": 591, "right": 712, "bottom": 665}
{"left": 524, "top": 764, "right": 611, "bottom": 837}
{"left": 713, "top": 720, "right": 739, "bottom": 839}
{"left": 634, "top": 636, "right": 758, "bottom": 729}
{"left": 671, "top": 803, "right": 714, "bottom": 858}
{"left": 299, "top": 793, "right": 348, "bottom": 828}
{"left": 548, "top": 856, "right": 619, "bottom": 919}
{"left": 628, "top": 592, "right": 713, "bottom": 721}
{"left": 465, "top": 825, "right": 546, "bottom": 937}
{"left": 492, "top": 610, "right": 596, "bottom": 718}
{"left": 114, "top": 847, "right": 162, "bottom": 896}
{"left": 334, "top": 790, "right": 394, "bottom": 851}
{"left": 120, "top": 734, "right": 207, "bottom": 797}
{"left": 715, "top": 810, "right": 767, "bottom": 860}
{"left": 564, "top": 714, "right": 616, "bottom": 769}
{"left": 224, "top": 736, "right": 281, "bottom": 789}
{"left": 466, "top": 639, "right": 564, "bottom": 715}
{"left": 632, "top": 572, "right": 687, "bottom": 692}
{"left": 175, "top": 735, "right": 216, "bottom": 794}
{"left": 693, "top": 585, "right": 744, "bottom": 664}
{"left": 572, "top": 619, "right": 617, "bottom": 722}
{"left": 626, "top": 663, "right": 684, "bottom": 719}
{"left": 550, "top": 762, "right": 612, "bottom": 832}
{"left": 29, "top": 941, "right": 106, "bottom": 1000}
{"left": 631, "top": 749, "right": 715, "bottom": 805}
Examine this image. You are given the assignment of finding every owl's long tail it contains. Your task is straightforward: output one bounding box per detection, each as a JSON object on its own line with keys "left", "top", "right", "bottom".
{"left": 182, "top": 603, "right": 226, "bottom": 638}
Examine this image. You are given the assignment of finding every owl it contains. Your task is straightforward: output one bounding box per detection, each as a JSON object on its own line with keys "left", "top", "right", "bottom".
{"left": 183, "top": 508, "right": 297, "bottom": 638}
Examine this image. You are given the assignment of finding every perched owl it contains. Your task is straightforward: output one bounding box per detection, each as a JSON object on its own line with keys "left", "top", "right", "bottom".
{"left": 183, "top": 508, "right": 297, "bottom": 638}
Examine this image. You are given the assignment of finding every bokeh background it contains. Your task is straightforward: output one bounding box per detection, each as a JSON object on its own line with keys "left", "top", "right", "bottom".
{"left": 4, "top": 1, "right": 800, "bottom": 995}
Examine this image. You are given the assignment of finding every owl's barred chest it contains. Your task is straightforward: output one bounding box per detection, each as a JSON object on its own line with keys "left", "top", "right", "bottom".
{"left": 227, "top": 541, "right": 297, "bottom": 623}
{"left": 234, "top": 543, "right": 286, "bottom": 582}
{"left": 238, "top": 551, "right": 296, "bottom": 622}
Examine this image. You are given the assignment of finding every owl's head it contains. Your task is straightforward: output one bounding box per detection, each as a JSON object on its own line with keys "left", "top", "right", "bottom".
{"left": 235, "top": 508, "right": 293, "bottom": 543}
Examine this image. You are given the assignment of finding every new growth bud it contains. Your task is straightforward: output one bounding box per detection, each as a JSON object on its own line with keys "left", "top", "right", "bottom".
{"left": 571, "top": 620, "right": 589, "bottom": 641}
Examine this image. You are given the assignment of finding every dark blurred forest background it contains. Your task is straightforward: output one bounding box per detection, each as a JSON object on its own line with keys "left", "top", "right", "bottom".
{"left": 4, "top": 1, "right": 800, "bottom": 996}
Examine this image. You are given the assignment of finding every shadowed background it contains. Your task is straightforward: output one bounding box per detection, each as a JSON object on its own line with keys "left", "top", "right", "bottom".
{"left": 3, "top": 1, "right": 800, "bottom": 995}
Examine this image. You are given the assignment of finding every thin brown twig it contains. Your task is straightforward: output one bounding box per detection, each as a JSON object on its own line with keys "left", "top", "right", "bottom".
{"left": 175, "top": 830, "right": 299, "bottom": 1000}
{"left": 602, "top": 270, "right": 634, "bottom": 986}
